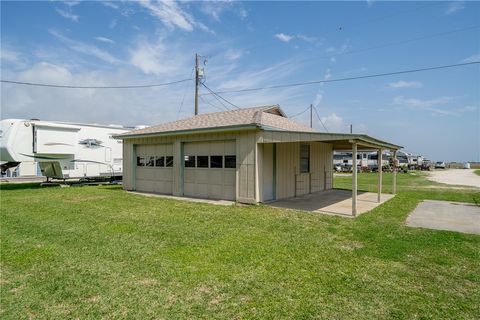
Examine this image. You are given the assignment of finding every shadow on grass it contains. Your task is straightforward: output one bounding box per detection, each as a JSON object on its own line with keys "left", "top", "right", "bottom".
{"left": 0, "top": 182, "right": 44, "bottom": 190}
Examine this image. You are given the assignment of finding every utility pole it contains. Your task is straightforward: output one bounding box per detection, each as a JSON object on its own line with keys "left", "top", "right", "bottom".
{"left": 350, "top": 124, "right": 353, "bottom": 134}
{"left": 194, "top": 53, "right": 200, "bottom": 115}
{"left": 310, "top": 104, "right": 313, "bottom": 128}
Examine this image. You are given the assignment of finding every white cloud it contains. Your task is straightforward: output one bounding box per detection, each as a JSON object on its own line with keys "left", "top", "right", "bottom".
{"left": 445, "top": 1, "right": 465, "bottom": 15}
{"left": 367, "top": 0, "right": 376, "bottom": 7}
{"left": 388, "top": 81, "right": 423, "bottom": 88}
{"left": 274, "top": 33, "right": 294, "bottom": 43}
{"left": 462, "top": 53, "right": 480, "bottom": 63}
{"left": 224, "top": 49, "right": 243, "bottom": 61}
{"left": 1, "top": 61, "right": 197, "bottom": 126}
{"left": 393, "top": 96, "right": 457, "bottom": 115}
{"left": 56, "top": 8, "right": 79, "bottom": 22}
{"left": 94, "top": 36, "right": 115, "bottom": 44}
{"left": 49, "top": 30, "right": 120, "bottom": 64}
{"left": 138, "top": 0, "right": 195, "bottom": 31}
{"left": 321, "top": 113, "right": 344, "bottom": 133}
{"left": 129, "top": 38, "right": 189, "bottom": 76}
{"left": 102, "top": 1, "right": 119, "bottom": 10}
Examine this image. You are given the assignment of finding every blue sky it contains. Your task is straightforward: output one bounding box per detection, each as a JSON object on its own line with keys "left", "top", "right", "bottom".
{"left": 1, "top": 1, "right": 479, "bottom": 161}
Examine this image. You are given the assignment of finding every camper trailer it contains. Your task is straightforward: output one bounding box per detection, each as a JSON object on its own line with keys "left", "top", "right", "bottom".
{"left": 0, "top": 119, "right": 133, "bottom": 180}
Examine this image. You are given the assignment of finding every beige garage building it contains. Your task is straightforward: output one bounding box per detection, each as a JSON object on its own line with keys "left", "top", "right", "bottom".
{"left": 116, "top": 105, "right": 401, "bottom": 214}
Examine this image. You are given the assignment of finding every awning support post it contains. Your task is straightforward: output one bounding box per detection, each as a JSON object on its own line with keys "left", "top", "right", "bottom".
{"left": 352, "top": 142, "right": 358, "bottom": 217}
{"left": 377, "top": 148, "right": 382, "bottom": 203}
{"left": 393, "top": 150, "right": 397, "bottom": 194}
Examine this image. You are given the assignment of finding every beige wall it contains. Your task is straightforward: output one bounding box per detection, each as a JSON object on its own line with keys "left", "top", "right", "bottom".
{"left": 121, "top": 129, "right": 260, "bottom": 203}
{"left": 270, "top": 141, "right": 333, "bottom": 200}
{"left": 122, "top": 130, "right": 333, "bottom": 203}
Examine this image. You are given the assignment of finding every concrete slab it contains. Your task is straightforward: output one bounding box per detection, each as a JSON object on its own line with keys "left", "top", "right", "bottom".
{"left": 406, "top": 200, "right": 480, "bottom": 235}
{"left": 270, "top": 189, "right": 395, "bottom": 217}
{"left": 128, "top": 191, "right": 235, "bottom": 206}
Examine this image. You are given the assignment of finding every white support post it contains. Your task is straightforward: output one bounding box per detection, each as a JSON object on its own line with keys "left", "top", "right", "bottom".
{"left": 377, "top": 148, "right": 382, "bottom": 203}
{"left": 352, "top": 142, "right": 358, "bottom": 217}
{"left": 393, "top": 150, "right": 397, "bottom": 195}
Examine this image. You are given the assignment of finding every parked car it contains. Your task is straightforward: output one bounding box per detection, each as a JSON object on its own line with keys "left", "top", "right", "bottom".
{"left": 435, "top": 161, "right": 446, "bottom": 169}
{"left": 463, "top": 162, "right": 471, "bottom": 169}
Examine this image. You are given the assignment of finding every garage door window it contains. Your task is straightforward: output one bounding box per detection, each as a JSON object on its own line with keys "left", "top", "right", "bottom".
{"left": 210, "top": 156, "right": 223, "bottom": 168}
{"left": 166, "top": 156, "right": 174, "bottom": 167}
{"left": 197, "top": 156, "right": 209, "bottom": 168}
{"left": 185, "top": 156, "right": 195, "bottom": 167}
{"left": 225, "top": 155, "right": 236, "bottom": 168}
{"left": 155, "top": 156, "right": 165, "bottom": 167}
{"left": 137, "top": 156, "right": 145, "bottom": 166}
{"left": 146, "top": 156, "right": 155, "bottom": 167}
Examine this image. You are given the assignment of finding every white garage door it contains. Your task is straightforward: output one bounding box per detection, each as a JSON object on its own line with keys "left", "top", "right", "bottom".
{"left": 136, "top": 144, "right": 173, "bottom": 194}
{"left": 184, "top": 140, "right": 236, "bottom": 200}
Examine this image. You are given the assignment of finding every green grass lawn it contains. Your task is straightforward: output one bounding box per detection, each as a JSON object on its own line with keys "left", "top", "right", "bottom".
{"left": 475, "top": 169, "right": 480, "bottom": 176}
{"left": 1, "top": 175, "right": 479, "bottom": 319}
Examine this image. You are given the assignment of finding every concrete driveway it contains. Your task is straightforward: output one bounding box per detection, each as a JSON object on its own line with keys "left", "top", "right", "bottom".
{"left": 427, "top": 169, "right": 480, "bottom": 188}
{"left": 406, "top": 200, "right": 480, "bottom": 235}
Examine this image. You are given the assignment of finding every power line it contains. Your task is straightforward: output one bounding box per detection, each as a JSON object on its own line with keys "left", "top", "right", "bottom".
{"left": 313, "top": 106, "right": 329, "bottom": 133}
{"left": 200, "top": 85, "right": 231, "bottom": 111}
{"left": 320, "top": 25, "right": 480, "bottom": 62}
{"left": 0, "top": 78, "right": 193, "bottom": 89}
{"left": 289, "top": 105, "right": 311, "bottom": 118}
{"left": 177, "top": 68, "right": 195, "bottom": 119}
{"left": 201, "top": 61, "right": 480, "bottom": 95}
{"left": 201, "top": 83, "right": 241, "bottom": 109}
{"left": 199, "top": 95, "right": 228, "bottom": 112}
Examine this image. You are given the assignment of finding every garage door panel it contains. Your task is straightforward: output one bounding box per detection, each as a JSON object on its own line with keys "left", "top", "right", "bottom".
{"left": 135, "top": 143, "right": 173, "bottom": 195}
{"left": 209, "top": 185, "right": 223, "bottom": 199}
{"left": 194, "top": 184, "right": 209, "bottom": 197}
{"left": 184, "top": 169, "right": 195, "bottom": 183}
{"left": 195, "top": 169, "right": 210, "bottom": 183}
{"left": 224, "top": 171, "right": 236, "bottom": 184}
{"left": 209, "top": 170, "right": 223, "bottom": 184}
{"left": 183, "top": 140, "right": 236, "bottom": 200}
{"left": 223, "top": 186, "right": 236, "bottom": 200}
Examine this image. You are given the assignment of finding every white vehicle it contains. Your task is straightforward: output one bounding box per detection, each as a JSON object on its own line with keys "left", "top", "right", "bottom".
{"left": 0, "top": 119, "right": 133, "bottom": 180}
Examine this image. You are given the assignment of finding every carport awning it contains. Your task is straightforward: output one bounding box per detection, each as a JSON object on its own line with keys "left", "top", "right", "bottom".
{"left": 258, "top": 129, "right": 402, "bottom": 151}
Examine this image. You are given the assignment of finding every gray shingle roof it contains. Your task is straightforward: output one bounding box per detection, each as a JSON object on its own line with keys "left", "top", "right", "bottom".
{"left": 117, "top": 105, "right": 316, "bottom": 137}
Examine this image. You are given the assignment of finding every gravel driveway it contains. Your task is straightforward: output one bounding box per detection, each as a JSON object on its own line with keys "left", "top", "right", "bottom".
{"left": 427, "top": 169, "right": 480, "bottom": 188}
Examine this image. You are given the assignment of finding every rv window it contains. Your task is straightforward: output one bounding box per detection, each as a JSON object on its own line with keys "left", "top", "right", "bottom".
{"left": 197, "top": 156, "right": 209, "bottom": 168}
{"left": 165, "top": 156, "right": 174, "bottom": 167}
{"left": 155, "top": 156, "right": 165, "bottom": 167}
{"left": 137, "top": 156, "right": 145, "bottom": 166}
{"left": 184, "top": 155, "right": 195, "bottom": 168}
{"left": 300, "top": 144, "right": 310, "bottom": 173}
{"left": 224, "top": 155, "right": 236, "bottom": 168}
{"left": 146, "top": 156, "right": 155, "bottom": 167}
{"left": 210, "top": 156, "right": 223, "bottom": 168}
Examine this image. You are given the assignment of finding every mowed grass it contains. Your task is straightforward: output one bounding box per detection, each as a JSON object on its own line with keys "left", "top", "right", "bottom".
{"left": 475, "top": 169, "right": 480, "bottom": 176}
{"left": 1, "top": 176, "right": 480, "bottom": 319}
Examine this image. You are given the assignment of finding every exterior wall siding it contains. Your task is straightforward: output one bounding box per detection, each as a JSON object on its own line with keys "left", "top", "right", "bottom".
{"left": 121, "top": 130, "right": 261, "bottom": 204}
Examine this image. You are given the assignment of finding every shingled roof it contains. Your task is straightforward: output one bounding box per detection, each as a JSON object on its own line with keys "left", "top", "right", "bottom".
{"left": 116, "top": 105, "right": 316, "bottom": 138}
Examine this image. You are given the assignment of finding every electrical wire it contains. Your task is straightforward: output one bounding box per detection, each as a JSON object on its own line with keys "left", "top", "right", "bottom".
{"left": 201, "top": 61, "right": 480, "bottom": 95}
{"left": 201, "top": 83, "right": 241, "bottom": 109}
{"left": 177, "top": 68, "right": 195, "bottom": 119}
{"left": 289, "top": 105, "right": 311, "bottom": 118}
{"left": 313, "top": 106, "right": 329, "bottom": 133}
{"left": 200, "top": 84, "right": 231, "bottom": 111}
{"left": 199, "top": 95, "right": 228, "bottom": 112}
{"left": 316, "top": 25, "right": 480, "bottom": 62}
{"left": 0, "top": 78, "right": 193, "bottom": 89}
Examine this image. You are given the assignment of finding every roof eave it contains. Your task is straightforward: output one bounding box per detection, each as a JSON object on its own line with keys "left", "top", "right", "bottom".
{"left": 113, "top": 124, "right": 260, "bottom": 139}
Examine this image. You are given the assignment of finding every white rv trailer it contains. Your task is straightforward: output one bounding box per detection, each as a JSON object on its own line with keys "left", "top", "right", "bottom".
{"left": 0, "top": 119, "right": 133, "bottom": 180}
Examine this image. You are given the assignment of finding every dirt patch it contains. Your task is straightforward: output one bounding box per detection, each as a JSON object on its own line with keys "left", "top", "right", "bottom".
{"left": 427, "top": 169, "right": 480, "bottom": 188}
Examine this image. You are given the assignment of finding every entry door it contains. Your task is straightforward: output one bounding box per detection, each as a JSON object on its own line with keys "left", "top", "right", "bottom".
{"left": 262, "top": 143, "right": 274, "bottom": 201}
